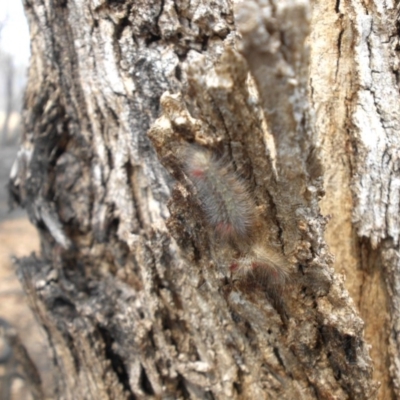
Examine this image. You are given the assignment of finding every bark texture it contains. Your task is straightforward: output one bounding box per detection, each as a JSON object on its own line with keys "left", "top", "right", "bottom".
{"left": 9, "top": 0, "right": 400, "bottom": 398}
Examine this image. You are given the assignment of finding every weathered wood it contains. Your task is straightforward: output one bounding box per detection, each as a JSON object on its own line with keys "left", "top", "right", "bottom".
{"left": 310, "top": 1, "right": 400, "bottom": 398}
{"left": 10, "top": 0, "right": 400, "bottom": 398}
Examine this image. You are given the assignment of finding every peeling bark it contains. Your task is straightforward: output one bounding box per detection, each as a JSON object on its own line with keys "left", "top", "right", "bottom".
{"left": 9, "top": 0, "right": 400, "bottom": 398}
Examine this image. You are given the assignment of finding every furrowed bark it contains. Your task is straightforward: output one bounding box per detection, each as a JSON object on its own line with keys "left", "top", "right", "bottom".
{"left": 9, "top": 0, "right": 400, "bottom": 398}
{"left": 310, "top": 1, "right": 400, "bottom": 398}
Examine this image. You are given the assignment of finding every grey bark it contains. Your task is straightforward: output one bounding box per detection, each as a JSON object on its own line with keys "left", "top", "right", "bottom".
{"left": 10, "top": 0, "right": 400, "bottom": 398}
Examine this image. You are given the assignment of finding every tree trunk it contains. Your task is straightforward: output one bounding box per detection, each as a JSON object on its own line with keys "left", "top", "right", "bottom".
{"left": 9, "top": 0, "right": 400, "bottom": 398}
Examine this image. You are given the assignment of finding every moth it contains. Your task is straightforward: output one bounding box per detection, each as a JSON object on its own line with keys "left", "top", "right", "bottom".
{"left": 181, "top": 144, "right": 289, "bottom": 289}
{"left": 181, "top": 145, "right": 256, "bottom": 243}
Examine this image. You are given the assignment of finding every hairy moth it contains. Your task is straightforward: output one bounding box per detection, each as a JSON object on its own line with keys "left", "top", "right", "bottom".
{"left": 180, "top": 144, "right": 290, "bottom": 291}
{"left": 229, "top": 244, "right": 289, "bottom": 286}
{"left": 181, "top": 145, "right": 256, "bottom": 242}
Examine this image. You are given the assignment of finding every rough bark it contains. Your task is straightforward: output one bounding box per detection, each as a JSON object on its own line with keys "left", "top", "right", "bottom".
{"left": 9, "top": 0, "right": 400, "bottom": 398}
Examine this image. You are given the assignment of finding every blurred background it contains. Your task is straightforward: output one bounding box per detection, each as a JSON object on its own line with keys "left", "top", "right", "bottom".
{"left": 0, "top": 3, "right": 53, "bottom": 399}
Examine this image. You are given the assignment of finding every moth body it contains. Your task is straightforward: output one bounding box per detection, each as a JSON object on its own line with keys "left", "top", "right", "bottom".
{"left": 182, "top": 145, "right": 255, "bottom": 242}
